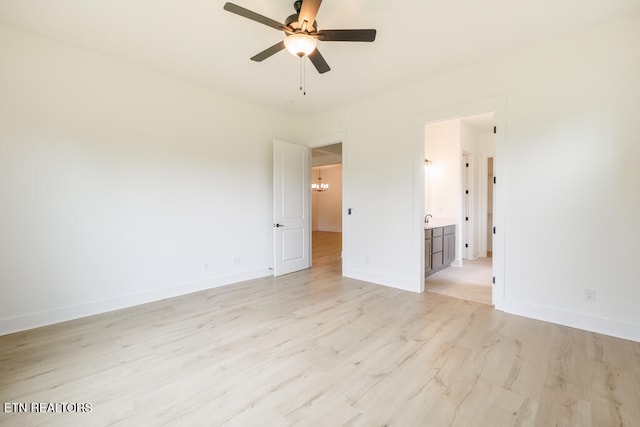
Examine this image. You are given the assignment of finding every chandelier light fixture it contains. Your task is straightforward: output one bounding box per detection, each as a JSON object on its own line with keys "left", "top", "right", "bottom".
{"left": 312, "top": 166, "right": 329, "bottom": 192}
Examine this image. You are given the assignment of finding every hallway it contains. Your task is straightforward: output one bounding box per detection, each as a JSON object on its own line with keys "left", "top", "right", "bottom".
{"left": 312, "top": 231, "right": 341, "bottom": 271}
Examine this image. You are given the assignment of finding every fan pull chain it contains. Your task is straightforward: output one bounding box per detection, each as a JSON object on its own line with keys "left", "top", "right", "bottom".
{"left": 299, "top": 56, "right": 307, "bottom": 96}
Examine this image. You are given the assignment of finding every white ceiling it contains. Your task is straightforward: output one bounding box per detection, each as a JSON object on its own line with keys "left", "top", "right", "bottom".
{"left": 1, "top": 1, "right": 639, "bottom": 117}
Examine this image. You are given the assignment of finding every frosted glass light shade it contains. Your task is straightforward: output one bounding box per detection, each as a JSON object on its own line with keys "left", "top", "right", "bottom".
{"left": 284, "top": 34, "right": 317, "bottom": 57}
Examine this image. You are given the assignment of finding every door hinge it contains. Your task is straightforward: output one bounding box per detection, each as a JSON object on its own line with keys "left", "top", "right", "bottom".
{"left": 492, "top": 276, "right": 496, "bottom": 284}
{"left": 466, "top": 163, "right": 469, "bottom": 168}
{"left": 493, "top": 126, "right": 497, "bottom": 134}
{"left": 465, "top": 190, "right": 469, "bottom": 194}
{"left": 493, "top": 226, "right": 496, "bottom": 234}
{"left": 493, "top": 177, "right": 496, "bottom": 184}
{"left": 465, "top": 217, "right": 469, "bottom": 221}
{"left": 465, "top": 243, "right": 469, "bottom": 248}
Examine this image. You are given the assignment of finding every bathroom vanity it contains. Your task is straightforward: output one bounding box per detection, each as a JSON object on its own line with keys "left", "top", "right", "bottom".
{"left": 425, "top": 224, "right": 456, "bottom": 277}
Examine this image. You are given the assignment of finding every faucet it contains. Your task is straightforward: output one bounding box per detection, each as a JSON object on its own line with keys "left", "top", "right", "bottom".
{"left": 424, "top": 214, "right": 433, "bottom": 224}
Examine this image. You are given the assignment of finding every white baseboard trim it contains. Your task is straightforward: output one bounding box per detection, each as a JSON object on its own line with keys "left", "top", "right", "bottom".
{"left": 0, "top": 268, "right": 271, "bottom": 336}
{"left": 343, "top": 268, "right": 420, "bottom": 293}
{"left": 502, "top": 299, "right": 640, "bottom": 343}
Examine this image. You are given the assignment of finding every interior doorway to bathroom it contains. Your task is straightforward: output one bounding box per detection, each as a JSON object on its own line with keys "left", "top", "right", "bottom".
{"left": 423, "top": 113, "right": 495, "bottom": 305}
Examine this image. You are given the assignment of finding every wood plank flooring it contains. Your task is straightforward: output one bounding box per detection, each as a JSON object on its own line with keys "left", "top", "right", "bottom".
{"left": 312, "top": 231, "right": 342, "bottom": 268}
{"left": 1, "top": 232, "right": 639, "bottom": 426}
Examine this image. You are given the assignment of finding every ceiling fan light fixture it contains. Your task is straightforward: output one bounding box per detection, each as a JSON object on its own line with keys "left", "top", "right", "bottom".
{"left": 284, "top": 33, "right": 317, "bottom": 57}
{"left": 223, "top": 2, "right": 376, "bottom": 74}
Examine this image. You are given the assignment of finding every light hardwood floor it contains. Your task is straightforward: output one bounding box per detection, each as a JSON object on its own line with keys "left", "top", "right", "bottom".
{"left": 312, "top": 230, "right": 342, "bottom": 268}
{"left": 1, "top": 233, "right": 639, "bottom": 426}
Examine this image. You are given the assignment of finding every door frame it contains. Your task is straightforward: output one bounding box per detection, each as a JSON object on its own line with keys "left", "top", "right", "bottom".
{"left": 414, "top": 95, "right": 506, "bottom": 309}
{"left": 306, "top": 132, "right": 347, "bottom": 270}
{"left": 479, "top": 153, "right": 495, "bottom": 257}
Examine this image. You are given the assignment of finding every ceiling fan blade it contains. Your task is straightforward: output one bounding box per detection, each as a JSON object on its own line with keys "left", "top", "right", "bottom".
{"left": 308, "top": 48, "right": 331, "bottom": 74}
{"left": 317, "top": 29, "right": 377, "bottom": 42}
{"left": 250, "top": 41, "right": 286, "bottom": 62}
{"left": 298, "top": 0, "right": 322, "bottom": 29}
{"left": 223, "top": 2, "right": 286, "bottom": 31}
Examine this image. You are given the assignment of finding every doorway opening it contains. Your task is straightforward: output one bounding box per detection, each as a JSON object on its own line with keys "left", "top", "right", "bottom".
{"left": 423, "top": 113, "right": 495, "bottom": 305}
{"left": 311, "top": 143, "right": 342, "bottom": 271}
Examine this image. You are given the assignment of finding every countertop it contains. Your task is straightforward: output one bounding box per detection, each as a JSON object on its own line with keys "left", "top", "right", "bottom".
{"left": 424, "top": 221, "right": 456, "bottom": 230}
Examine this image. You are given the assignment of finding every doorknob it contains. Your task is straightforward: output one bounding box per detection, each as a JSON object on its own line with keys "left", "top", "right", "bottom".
{"left": 274, "top": 223, "right": 284, "bottom": 228}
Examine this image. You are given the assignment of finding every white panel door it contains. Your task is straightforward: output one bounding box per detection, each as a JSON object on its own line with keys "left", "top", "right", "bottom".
{"left": 273, "top": 140, "right": 311, "bottom": 276}
{"left": 463, "top": 154, "right": 471, "bottom": 260}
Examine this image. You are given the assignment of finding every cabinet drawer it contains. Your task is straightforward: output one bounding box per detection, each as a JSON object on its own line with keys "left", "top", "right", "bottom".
{"left": 432, "top": 236, "right": 443, "bottom": 252}
{"left": 432, "top": 227, "right": 443, "bottom": 237}
{"left": 444, "top": 225, "right": 456, "bottom": 235}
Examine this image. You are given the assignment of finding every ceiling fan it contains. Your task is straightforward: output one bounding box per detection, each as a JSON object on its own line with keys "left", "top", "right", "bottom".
{"left": 223, "top": 0, "right": 376, "bottom": 74}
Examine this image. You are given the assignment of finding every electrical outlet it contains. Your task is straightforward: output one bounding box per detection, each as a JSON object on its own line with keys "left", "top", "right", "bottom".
{"left": 233, "top": 256, "right": 242, "bottom": 265}
{"left": 585, "top": 289, "right": 596, "bottom": 302}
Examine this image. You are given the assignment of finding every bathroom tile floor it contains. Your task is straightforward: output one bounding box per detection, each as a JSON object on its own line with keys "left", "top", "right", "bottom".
{"left": 425, "top": 257, "right": 493, "bottom": 305}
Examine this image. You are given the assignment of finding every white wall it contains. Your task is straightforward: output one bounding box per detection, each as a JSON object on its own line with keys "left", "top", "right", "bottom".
{"left": 425, "top": 119, "right": 462, "bottom": 264}
{"left": 311, "top": 164, "right": 342, "bottom": 232}
{"left": 302, "top": 14, "right": 640, "bottom": 341}
{"left": 0, "top": 25, "right": 301, "bottom": 334}
{"left": 2, "top": 13, "right": 640, "bottom": 342}
{"left": 425, "top": 119, "right": 461, "bottom": 224}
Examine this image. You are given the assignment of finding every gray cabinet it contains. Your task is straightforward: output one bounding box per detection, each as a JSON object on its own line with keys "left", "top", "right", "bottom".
{"left": 425, "top": 224, "right": 456, "bottom": 277}
{"left": 431, "top": 227, "right": 443, "bottom": 270}
{"left": 443, "top": 225, "right": 456, "bottom": 266}
{"left": 424, "top": 229, "right": 432, "bottom": 273}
